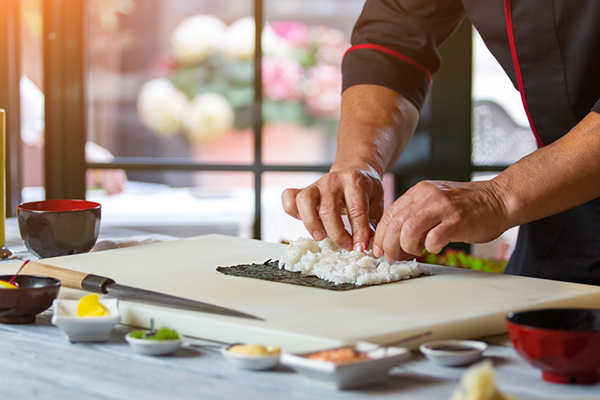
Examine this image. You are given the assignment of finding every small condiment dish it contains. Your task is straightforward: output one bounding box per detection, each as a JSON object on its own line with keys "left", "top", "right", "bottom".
{"left": 280, "top": 341, "right": 411, "bottom": 390}
{"left": 125, "top": 331, "right": 184, "bottom": 356}
{"left": 51, "top": 298, "right": 119, "bottom": 342}
{"left": 420, "top": 340, "right": 487, "bottom": 367}
{"left": 220, "top": 344, "right": 280, "bottom": 370}
{"left": 0, "top": 275, "right": 61, "bottom": 324}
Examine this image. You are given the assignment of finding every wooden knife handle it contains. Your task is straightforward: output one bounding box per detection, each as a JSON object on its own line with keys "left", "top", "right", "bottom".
{"left": 22, "top": 261, "right": 115, "bottom": 294}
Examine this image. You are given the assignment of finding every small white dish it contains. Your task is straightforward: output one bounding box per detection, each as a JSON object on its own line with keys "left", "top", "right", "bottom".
{"left": 280, "top": 342, "right": 411, "bottom": 390}
{"left": 125, "top": 332, "right": 184, "bottom": 356}
{"left": 420, "top": 340, "right": 487, "bottom": 367}
{"left": 51, "top": 298, "right": 120, "bottom": 342}
{"left": 220, "top": 345, "right": 280, "bottom": 370}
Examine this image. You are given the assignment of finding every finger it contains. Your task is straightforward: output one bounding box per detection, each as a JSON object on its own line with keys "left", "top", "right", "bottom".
{"left": 424, "top": 222, "right": 454, "bottom": 254}
{"left": 400, "top": 212, "right": 442, "bottom": 256}
{"left": 344, "top": 187, "right": 373, "bottom": 252}
{"left": 368, "top": 195, "right": 383, "bottom": 238}
{"left": 318, "top": 193, "right": 353, "bottom": 250}
{"left": 281, "top": 188, "right": 301, "bottom": 219}
{"left": 373, "top": 206, "right": 392, "bottom": 257}
{"left": 373, "top": 192, "right": 414, "bottom": 258}
{"left": 380, "top": 211, "right": 416, "bottom": 262}
{"left": 380, "top": 200, "right": 432, "bottom": 261}
{"left": 295, "top": 187, "right": 327, "bottom": 241}
{"left": 389, "top": 248, "right": 416, "bottom": 262}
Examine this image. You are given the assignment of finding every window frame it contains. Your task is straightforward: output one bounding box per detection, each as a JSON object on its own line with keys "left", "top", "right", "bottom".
{"left": 6, "top": 0, "right": 475, "bottom": 243}
{"left": 0, "top": 0, "right": 23, "bottom": 217}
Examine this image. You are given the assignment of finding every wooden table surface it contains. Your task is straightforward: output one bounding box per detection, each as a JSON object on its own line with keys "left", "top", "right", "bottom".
{"left": 2, "top": 218, "right": 600, "bottom": 399}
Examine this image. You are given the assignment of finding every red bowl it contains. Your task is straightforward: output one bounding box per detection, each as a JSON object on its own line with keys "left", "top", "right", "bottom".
{"left": 17, "top": 199, "right": 101, "bottom": 258}
{"left": 506, "top": 309, "right": 600, "bottom": 384}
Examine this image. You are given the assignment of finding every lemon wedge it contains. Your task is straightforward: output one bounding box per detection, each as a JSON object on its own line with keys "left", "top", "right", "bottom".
{"left": 77, "top": 294, "right": 110, "bottom": 317}
{"left": 0, "top": 280, "right": 18, "bottom": 289}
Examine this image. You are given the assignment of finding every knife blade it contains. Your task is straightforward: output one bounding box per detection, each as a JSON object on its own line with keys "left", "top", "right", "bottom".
{"left": 22, "top": 261, "right": 262, "bottom": 321}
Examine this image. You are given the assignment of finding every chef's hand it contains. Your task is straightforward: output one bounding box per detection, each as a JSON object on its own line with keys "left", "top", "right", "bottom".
{"left": 282, "top": 166, "right": 384, "bottom": 252}
{"left": 282, "top": 84, "right": 419, "bottom": 253}
{"left": 373, "top": 179, "right": 510, "bottom": 261}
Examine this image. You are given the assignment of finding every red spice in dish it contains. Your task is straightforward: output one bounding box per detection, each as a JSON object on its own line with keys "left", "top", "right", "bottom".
{"left": 307, "top": 347, "right": 369, "bottom": 364}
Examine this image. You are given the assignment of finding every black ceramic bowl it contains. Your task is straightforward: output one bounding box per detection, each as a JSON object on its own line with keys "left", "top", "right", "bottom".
{"left": 0, "top": 275, "right": 61, "bottom": 324}
{"left": 17, "top": 199, "right": 101, "bottom": 258}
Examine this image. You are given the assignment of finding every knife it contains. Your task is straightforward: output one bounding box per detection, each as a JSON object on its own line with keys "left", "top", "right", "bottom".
{"left": 22, "top": 261, "right": 263, "bottom": 321}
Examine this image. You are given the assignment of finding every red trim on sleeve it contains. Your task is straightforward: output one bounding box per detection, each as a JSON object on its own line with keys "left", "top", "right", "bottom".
{"left": 345, "top": 44, "right": 433, "bottom": 85}
{"left": 504, "top": 0, "right": 544, "bottom": 148}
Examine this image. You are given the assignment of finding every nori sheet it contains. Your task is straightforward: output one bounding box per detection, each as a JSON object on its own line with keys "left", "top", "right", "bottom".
{"left": 216, "top": 260, "right": 367, "bottom": 291}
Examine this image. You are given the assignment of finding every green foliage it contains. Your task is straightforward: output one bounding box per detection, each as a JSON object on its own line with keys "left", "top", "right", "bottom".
{"left": 171, "top": 56, "right": 253, "bottom": 106}
{"left": 165, "top": 40, "right": 339, "bottom": 134}
{"left": 416, "top": 249, "right": 507, "bottom": 274}
{"left": 262, "top": 100, "right": 314, "bottom": 126}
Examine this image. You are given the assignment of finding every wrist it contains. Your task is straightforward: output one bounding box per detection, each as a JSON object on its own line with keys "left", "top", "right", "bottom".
{"left": 488, "top": 173, "right": 526, "bottom": 229}
{"left": 330, "top": 159, "right": 384, "bottom": 180}
{"left": 331, "top": 122, "right": 388, "bottom": 179}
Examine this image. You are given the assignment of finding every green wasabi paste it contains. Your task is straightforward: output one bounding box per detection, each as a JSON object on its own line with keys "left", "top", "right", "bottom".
{"left": 130, "top": 327, "right": 179, "bottom": 340}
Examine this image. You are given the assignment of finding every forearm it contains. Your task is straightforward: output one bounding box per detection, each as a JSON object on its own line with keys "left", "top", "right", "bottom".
{"left": 494, "top": 111, "right": 600, "bottom": 228}
{"left": 331, "top": 85, "right": 419, "bottom": 178}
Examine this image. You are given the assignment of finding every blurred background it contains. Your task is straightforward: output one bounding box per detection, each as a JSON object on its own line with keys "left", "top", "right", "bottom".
{"left": 1, "top": 0, "right": 537, "bottom": 264}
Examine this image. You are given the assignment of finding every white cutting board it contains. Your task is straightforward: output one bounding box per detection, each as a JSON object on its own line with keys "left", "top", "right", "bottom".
{"left": 4, "top": 234, "right": 600, "bottom": 352}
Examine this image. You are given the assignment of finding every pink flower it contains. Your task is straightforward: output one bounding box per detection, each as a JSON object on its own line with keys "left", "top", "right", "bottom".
{"left": 304, "top": 63, "right": 342, "bottom": 116}
{"left": 262, "top": 57, "right": 304, "bottom": 101}
{"left": 149, "top": 53, "right": 178, "bottom": 78}
{"left": 271, "top": 21, "right": 310, "bottom": 50}
{"left": 310, "top": 26, "right": 350, "bottom": 65}
{"left": 310, "top": 26, "right": 347, "bottom": 49}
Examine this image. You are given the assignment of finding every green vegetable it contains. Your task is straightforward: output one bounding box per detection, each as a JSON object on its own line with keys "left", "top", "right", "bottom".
{"left": 151, "top": 327, "right": 180, "bottom": 341}
{"left": 416, "top": 249, "right": 507, "bottom": 274}
{"left": 129, "top": 330, "right": 146, "bottom": 339}
{"left": 129, "top": 327, "right": 179, "bottom": 340}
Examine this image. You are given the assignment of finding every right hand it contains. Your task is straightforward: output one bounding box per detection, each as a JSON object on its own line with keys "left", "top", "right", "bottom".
{"left": 281, "top": 167, "right": 384, "bottom": 252}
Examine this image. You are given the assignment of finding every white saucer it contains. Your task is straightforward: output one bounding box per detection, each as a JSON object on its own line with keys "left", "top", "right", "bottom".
{"left": 420, "top": 340, "right": 487, "bottom": 367}
{"left": 125, "top": 332, "right": 183, "bottom": 356}
{"left": 220, "top": 346, "right": 280, "bottom": 370}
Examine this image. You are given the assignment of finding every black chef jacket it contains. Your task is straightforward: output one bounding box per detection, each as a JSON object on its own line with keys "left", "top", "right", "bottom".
{"left": 342, "top": 0, "right": 600, "bottom": 285}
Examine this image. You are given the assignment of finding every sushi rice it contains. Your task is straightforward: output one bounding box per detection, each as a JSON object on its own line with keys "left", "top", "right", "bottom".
{"left": 279, "top": 237, "right": 427, "bottom": 286}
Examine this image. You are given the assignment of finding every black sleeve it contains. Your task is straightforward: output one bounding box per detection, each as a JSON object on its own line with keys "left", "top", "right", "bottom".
{"left": 342, "top": 0, "right": 466, "bottom": 111}
{"left": 593, "top": 98, "right": 600, "bottom": 115}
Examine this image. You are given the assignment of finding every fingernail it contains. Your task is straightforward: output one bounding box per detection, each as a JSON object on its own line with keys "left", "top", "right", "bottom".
{"left": 312, "top": 230, "right": 326, "bottom": 241}
{"left": 354, "top": 243, "right": 364, "bottom": 253}
{"left": 373, "top": 245, "right": 382, "bottom": 258}
{"left": 343, "top": 244, "right": 353, "bottom": 252}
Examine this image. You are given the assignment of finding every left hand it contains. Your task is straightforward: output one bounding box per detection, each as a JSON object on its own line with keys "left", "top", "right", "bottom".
{"left": 372, "top": 180, "right": 510, "bottom": 261}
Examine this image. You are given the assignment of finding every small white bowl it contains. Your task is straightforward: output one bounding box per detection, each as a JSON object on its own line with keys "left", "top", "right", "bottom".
{"left": 51, "top": 298, "right": 120, "bottom": 342}
{"left": 280, "top": 342, "right": 411, "bottom": 390}
{"left": 420, "top": 340, "right": 487, "bottom": 367}
{"left": 220, "top": 345, "right": 280, "bottom": 370}
{"left": 125, "top": 332, "right": 184, "bottom": 356}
